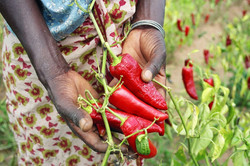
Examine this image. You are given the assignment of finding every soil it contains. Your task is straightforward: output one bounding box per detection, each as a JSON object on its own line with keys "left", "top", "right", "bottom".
{"left": 166, "top": 2, "right": 245, "bottom": 98}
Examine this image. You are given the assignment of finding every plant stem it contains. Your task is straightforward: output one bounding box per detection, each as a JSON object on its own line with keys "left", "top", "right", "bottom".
{"left": 101, "top": 146, "right": 112, "bottom": 166}
{"left": 87, "top": 2, "right": 114, "bottom": 164}
{"left": 106, "top": 107, "right": 127, "bottom": 125}
{"left": 88, "top": 12, "right": 118, "bottom": 61}
{"left": 153, "top": 79, "right": 199, "bottom": 166}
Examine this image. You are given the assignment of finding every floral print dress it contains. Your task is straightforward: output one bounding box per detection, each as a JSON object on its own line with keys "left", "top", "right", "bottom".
{"left": 1, "top": 0, "right": 144, "bottom": 165}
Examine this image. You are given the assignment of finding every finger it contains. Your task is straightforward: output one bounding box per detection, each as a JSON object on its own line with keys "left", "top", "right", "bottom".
{"left": 141, "top": 33, "right": 166, "bottom": 82}
{"left": 55, "top": 100, "right": 93, "bottom": 132}
{"left": 108, "top": 78, "right": 119, "bottom": 87}
{"left": 66, "top": 118, "right": 109, "bottom": 153}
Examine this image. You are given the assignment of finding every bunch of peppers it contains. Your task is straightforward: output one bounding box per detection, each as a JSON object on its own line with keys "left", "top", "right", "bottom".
{"left": 81, "top": 53, "right": 169, "bottom": 158}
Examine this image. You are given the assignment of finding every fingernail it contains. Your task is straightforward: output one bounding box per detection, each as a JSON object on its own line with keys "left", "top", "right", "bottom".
{"left": 144, "top": 70, "right": 152, "bottom": 82}
{"left": 79, "top": 118, "right": 92, "bottom": 132}
{"left": 79, "top": 118, "right": 86, "bottom": 130}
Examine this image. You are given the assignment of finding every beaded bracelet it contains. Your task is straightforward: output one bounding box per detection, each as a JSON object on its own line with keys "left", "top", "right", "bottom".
{"left": 130, "top": 20, "right": 165, "bottom": 38}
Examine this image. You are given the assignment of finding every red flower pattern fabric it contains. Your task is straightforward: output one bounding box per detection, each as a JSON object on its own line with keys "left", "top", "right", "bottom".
{"left": 1, "top": 0, "right": 144, "bottom": 165}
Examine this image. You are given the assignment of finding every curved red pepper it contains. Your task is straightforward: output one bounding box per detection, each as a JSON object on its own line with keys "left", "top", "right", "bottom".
{"left": 89, "top": 104, "right": 163, "bottom": 134}
{"left": 96, "top": 123, "right": 106, "bottom": 137}
{"left": 245, "top": 56, "right": 250, "bottom": 69}
{"left": 120, "top": 116, "right": 157, "bottom": 158}
{"left": 203, "top": 49, "right": 210, "bottom": 64}
{"left": 109, "top": 53, "right": 168, "bottom": 110}
{"left": 204, "top": 78, "right": 214, "bottom": 87}
{"left": 248, "top": 77, "right": 250, "bottom": 89}
{"left": 204, "top": 78, "right": 214, "bottom": 109}
{"left": 182, "top": 59, "right": 198, "bottom": 100}
{"left": 109, "top": 84, "right": 168, "bottom": 122}
{"left": 177, "top": 19, "right": 183, "bottom": 32}
{"left": 226, "top": 35, "right": 232, "bottom": 47}
{"left": 204, "top": 14, "right": 210, "bottom": 23}
{"left": 185, "top": 26, "right": 190, "bottom": 36}
{"left": 242, "top": 10, "right": 247, "bottom": 17}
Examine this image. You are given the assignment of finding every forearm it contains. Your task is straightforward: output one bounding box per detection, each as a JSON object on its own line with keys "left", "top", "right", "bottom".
{"left": 132, "top": 0, "right": 166, "bottom": 25}
{"left": 0, "top": 0, "right": 69, "bottom": 87}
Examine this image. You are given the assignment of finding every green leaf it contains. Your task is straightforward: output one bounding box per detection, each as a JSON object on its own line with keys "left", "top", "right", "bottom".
{"left": 175, "top": 146, "right": 187, "bottom": 163}
{"left": 170, "top": 157, "right": 182, "bottom": 166}
{"left": 192, "top": 124, "right": 213, "bottom": 155}
{"left": 232, "top": 151, "right": 248, "bottom": 166}
{"left": 220, "top": 128, "right": 234, "bottom": 155}
{"left": 222, "top": 58, "right": 229, "bottom": 72}
{"left": 240, "top": 78, "right": 248, "bottom": 97}
{"left": 210, "top": 132, "right": 225, "bottom": 162}
{"left": 198, "top": 104, "right": 210, "bottom": 122}
{"left": 231, "top": 128, "right": 242, "bottom": 146}
{"left": 172, "top": 123, "right": 186, "bottom": 135}
{"left": 190, "top": 104, "right": 199, "bottom": 136}
{"left": 227, "top": 102, "right": 236, "bottom": 124}
{"left": 221, "top": 105, "right": 228, "bottom": 115}
{"left": 212, "top": 74, "right": 221, "bottom": 91}
{"left": 201, "top": 87, "right": 214, "bottom": 103}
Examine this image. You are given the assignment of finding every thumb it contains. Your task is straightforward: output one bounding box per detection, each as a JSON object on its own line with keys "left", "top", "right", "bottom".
{"left": 141, "top": 49, "right": 166, "bottom": 82}
{"left": 55, "top": 101, "right": 93, "bottom": 132}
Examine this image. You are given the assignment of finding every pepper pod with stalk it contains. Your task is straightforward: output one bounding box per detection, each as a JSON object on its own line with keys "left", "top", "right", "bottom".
{"left": 182, "top": 59, "right": 198, "bottom": 100}
{"left": 109, "top": 53, "right": 168, "bottom": 110}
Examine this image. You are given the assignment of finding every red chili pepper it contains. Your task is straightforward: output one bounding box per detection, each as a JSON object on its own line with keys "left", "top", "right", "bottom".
{"left": 204, "top": 78, "right": 214, "bottom": 87}
{"left": 109, "top": 53, "right": 168, "bottom": 110}
{"left": 208, "top": 101, "right": 214, "bottom": 110}
{"left": 96, "top": 123, "right": 106, "bottom": 137}
{"left": 245, "top": 56, "right": 250, "bottom": 69}
{"left": 185, "top": 59, "right": 193, "bottom": 67}
{"left": 177, "top": 19, "right": 183, "bottom": 32}
{"left": 203, "top": 49, "right": 209, "bottom": 64}
{"left": 204, "top": 14, "right": 210, "bottom": 23}
{"left": 248, "top": 77, "right": 250, "bottom": 89}
{"left": 226, "top": 35, "right": 232, "bottom": 47}
{"left": 109, "top": 84, "right": 168, "bottom": 122}
{"left": 185, "top": 26, "right": 190, "bottom": 36}
{"left": 87, "top": 104, "right": 163, "bottom": 134}
{"left": 191, "top": 13, "right": 195, "bottom": 26}
{"left": 242, "top": 10, "right": 247, "bottom": 17}
{"left": 120, "top": 116, "right": 157, "bottom": 158}
{"left": 204, "top": 78, "right": 215, "bottom": 109}
{"left": 182, "top": 59, "right": 198, "bottom": 100}
{"left": 215, "top": 0, "right": 220, "bottom": 5}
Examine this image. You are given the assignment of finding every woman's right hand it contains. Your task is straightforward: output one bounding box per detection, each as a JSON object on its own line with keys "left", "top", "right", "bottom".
{"left": 46, "top": 69, "right": 132, "bottom": 154}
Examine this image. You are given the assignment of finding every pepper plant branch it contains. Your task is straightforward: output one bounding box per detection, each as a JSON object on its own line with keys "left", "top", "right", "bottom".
{"left": 152, "top": 79, "right": 199, "bottom": 166}
{"left": 74, "top": 1, "right": 116, "bottom": 164}
{"left": 118, "top": 118, "right": 158, "bottom": 147}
